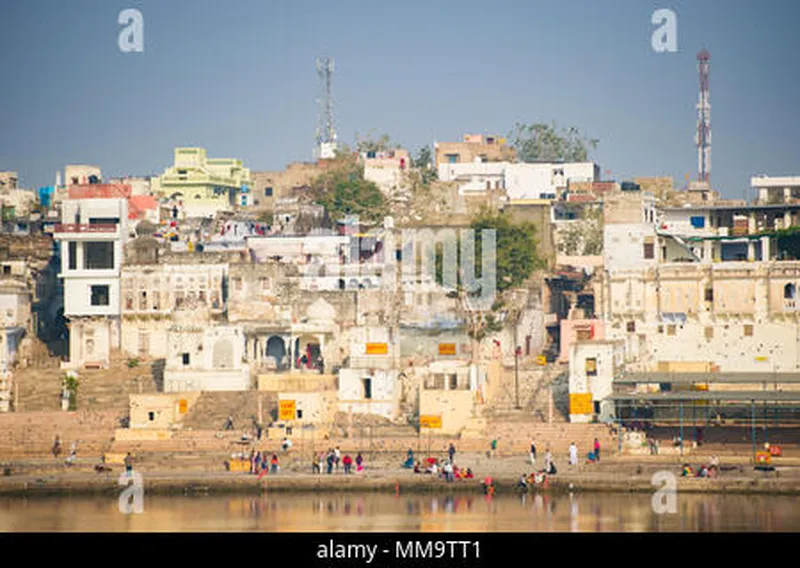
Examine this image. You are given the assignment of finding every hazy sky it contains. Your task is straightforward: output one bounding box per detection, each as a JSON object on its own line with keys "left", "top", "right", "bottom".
{"left": 1, "top": 0, "right": 798, "bottom": 199}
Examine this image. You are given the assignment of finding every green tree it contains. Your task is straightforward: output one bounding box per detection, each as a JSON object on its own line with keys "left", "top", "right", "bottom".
{"left": 354, "top": 131, "right": 397, "bottom": 154}
{"left": 471, "top": 209, "right": 544, "bottom": 293}
{"left": 311, "top": 163, "right": 389, "bottom": 225}
{"left": 510, "top": 122, "right": 598, "bottom": 162}
{"left": 411, "top": 145, "right": 438, "bottom": 186}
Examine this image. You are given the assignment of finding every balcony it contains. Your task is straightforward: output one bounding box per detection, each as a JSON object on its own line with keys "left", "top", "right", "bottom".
{"left": 54, "top": 224, "right": 118, "bottom": 233}
{"left": 785, "top": 299, "right": 798, "bottom": 311}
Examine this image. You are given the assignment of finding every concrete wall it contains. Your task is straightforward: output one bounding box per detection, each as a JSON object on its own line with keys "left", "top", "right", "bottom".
{"left": 164, "top": 369, "right": 250, "bottom": 392}
{"left": 419, "top": 389, "right": 476, "bottom": 435}
{"left": 337, "top": 368, "right": 398, "bottom": 419}
{"left": 559, "top": 319, "right": 605, "bottom": 362}
{"left": 604, "top": 224, "right": 658, "bottom": 272}
{"left": 277, "top": 391, "right": 337, "bottom": 426}
{"left": 129, "top": 392, "right": 201, "bottom": 429}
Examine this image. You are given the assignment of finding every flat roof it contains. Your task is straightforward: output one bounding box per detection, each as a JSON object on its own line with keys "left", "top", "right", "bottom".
{"left": 616, "top": 372, "right": 800, "bottom": 384}
{"left": 662, "top": 204, "right": 800, "bottom": 212}
{"left": 608, "top": 391, "right": 800, "bottom": 402}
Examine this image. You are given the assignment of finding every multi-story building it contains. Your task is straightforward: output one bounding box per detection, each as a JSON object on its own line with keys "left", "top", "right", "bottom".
{"left": 54, "top": 198, "right": 128, "bottom": 369}
{"left": 157, "top": 147, "right": 253, "bottom": 218}
{"left": 434, "top": 134, "right": 515, "bottom": 168}
{"left": 752, "top": 175, "right": 800, "bottom": 205}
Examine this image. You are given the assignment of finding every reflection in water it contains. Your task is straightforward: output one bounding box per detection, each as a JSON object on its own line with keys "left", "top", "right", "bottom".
{"left": 0, "top": 492, "right": 799, "bottom": 532}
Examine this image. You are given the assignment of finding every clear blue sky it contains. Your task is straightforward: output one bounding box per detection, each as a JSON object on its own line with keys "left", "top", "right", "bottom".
{"left": 1, "top": 0, "right": 798, "bottom": 199}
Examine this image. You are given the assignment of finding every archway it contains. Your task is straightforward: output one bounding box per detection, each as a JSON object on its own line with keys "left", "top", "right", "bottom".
{"left": 785, "top": 283, "right": 796, "bottom": 300}
{"left": 266, "top": 336, "right": 287, "bottom": 370}
{"left": 294, "top": 334, "right": 321, "bottom": 371}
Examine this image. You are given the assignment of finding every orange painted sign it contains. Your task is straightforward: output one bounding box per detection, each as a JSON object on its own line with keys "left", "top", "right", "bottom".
{"left": 178, "top": 399, "right": 188, "bottom": 414}
{"left": 438, "top": 343, "right": 456, "bottom": 356}
{"left": 570, "top": 393, "right": 593, "bottom": 415}
{"left": 366, "top": 343, "right": 388, "bottom": 355}
{"left": 279, "top": 400, "right": 296, "bottom": 421}
{"left": 420, "top": 415, "right": 442, "bottom": 429}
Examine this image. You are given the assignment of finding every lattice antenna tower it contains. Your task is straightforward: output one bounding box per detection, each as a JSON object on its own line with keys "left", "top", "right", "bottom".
{"left": 315, "top": 57, "right": 337, "bottom": 155}
{"left": 696, "top": 49, "right": 711, "bottom": 184}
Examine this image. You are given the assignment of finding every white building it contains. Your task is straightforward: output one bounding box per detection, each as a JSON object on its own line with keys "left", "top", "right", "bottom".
{"left": 752, "top": 175, "right": 800, "bottom": 205}
{"left": 437, "top": 161, "right": 599, "bottom": 199}
{"left": 54, "top": 198, "right": 128, "bottom": 369}
{"left": 163, "top": 308, "right": 250, "bottom": 392}
{"left": 568, "top": 340, "right": 624, "bottom": 423}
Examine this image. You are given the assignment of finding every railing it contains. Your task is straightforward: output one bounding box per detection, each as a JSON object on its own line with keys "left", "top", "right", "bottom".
{"left": 53, "top": 223, "right": 118, "bottom": 233}
{"left": 785, "top": 299, "right": 797, "bottom": 311}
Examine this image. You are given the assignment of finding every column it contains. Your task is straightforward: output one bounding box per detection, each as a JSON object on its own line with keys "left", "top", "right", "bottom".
{"left": 703, "top": 240, "right": 712, "bottom": 264}
{"left": 747, "top": 241, "right": 755, "bottom": 262}
{"left": 77, "top": 242, "right": 85, "bottom": 270}
{"left": 748, "top": 212, "right": 757, "bottom": 235}
{"left": 784, "top": 210, "right": 792, "bottom": 229}
{"left": 761, "top": 236, "right": 771, "bottom": 262}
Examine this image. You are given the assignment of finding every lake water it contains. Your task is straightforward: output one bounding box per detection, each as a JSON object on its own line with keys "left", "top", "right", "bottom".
{"left": 1, "top": 491, "right": 798, "bottom": 532}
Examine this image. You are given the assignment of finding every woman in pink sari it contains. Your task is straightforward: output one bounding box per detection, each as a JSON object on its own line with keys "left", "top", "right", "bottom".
{"left": 355, "top": 453, "right": 364, "bottom": 473}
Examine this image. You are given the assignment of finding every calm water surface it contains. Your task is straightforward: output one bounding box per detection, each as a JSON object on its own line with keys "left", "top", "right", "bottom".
{"left": 0, "top": 492, "right": 798, "bottom": 532}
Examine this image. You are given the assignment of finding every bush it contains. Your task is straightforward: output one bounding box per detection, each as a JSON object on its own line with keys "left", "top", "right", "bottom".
{"left": 127, "top": 358, "right": 140, "bottom": 368}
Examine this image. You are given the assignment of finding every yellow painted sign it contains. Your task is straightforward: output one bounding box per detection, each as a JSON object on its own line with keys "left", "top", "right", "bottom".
{"left": 178, "top": 399, "right": 188, "bottom": 414}
{"left": 570, "top": 393, "right": 593, "bottom": 415}
{"left": 420, "top": 415, "right": 442, "bottom": 429}
{"left": 279, "top": 399, "right": 296, "bottom": 421}
{"left": 536, "top": 355, "right": 547, "bottom": 366}
{"left": 366, "top": 343, "right": 388, "bottom": 355}
{"left": 755, "top": 356, "right": 769, "bottom": 362}
{"left": 438, "top": 343, "right": 456, "bottom": 356}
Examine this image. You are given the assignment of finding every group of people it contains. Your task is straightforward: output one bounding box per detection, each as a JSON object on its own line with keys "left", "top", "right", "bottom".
{"left": 314, "top": 447, "right": 365, "bottom": 474}
{"left": 682, "top": 456, "right": 720, "bottom": 478}
{"left": 411, "top": 457, "right": 474, "bottom": 481}
{"left": 249, "top": 451, "right": 280, "bottom": 475}
{"left": 51, "top": 436, "right": 78, "bottom": 466}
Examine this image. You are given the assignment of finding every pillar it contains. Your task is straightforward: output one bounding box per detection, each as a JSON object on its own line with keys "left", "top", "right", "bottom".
{"left": 747, "top": 241, "right": 756, "bottom": 262}
{"left": 784, "top": 210, "right": 792, "bottom": 229}
{"left": 703, "top": 240, "right": 712, "bottom": 264}
{"left": 748, "top": 212, "right": 757, "bottom": 235}
{"left": 761, "top": 236, "right": 771, "bottom": 262}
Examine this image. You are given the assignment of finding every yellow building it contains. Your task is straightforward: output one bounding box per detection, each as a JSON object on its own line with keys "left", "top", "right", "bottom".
{"left": 158, "top": 148, "right": 253, "bottom": 218}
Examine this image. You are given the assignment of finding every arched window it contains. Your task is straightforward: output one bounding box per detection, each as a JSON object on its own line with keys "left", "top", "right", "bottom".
{"left": 785, "top": 283, "right": 796, "bottom": 300}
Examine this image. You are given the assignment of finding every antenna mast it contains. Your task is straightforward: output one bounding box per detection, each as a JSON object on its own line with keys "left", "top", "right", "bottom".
{"left": 315, "top": 56, "right": 338, "bottom": 159}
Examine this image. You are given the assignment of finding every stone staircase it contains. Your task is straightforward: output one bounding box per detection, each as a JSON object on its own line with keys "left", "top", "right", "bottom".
{"left": 0, "top": 410, "right": 119, "bottom": 459}
{"left": 180, "top": 391, "right": 278, "bottom": 431}
{"left": 11, "top": 352, "right": 161, "bottom": 414}
{"left": 484, "top": 365, "right": 567, "bottom": 422}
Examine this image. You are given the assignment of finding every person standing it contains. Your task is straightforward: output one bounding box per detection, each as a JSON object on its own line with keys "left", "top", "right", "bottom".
{"left": 530, "top": 439, "right": 537, "bottom": 466}
{"left": 448, "top": 443, "right": 456, "bottom": 462}
{"left": 124, "top": 452, "right": 133, "bottom": 477}
{"left": 544, "top": 449, "right": 553, "bottom": 474}
{"left": 334, "top": 446, "right": 341, "bottom": 473}
{"left": 52, "top": 435, "right": 62, "bottom": 459}
{"left": 593, "top": 438, "right": 601, "bottom": 462}
{"left": 355, "top": 453, "right": 364, "bottom": 473}
{"left": 569, "top": 442, "right": 578, "bottom": 467}
{"left": 343, "top": 454, "right": 353, "bottom": 475}
{"left": 326, "top": 449, "right": 335, "bottom": 474}
{"left": 490, "top": 438, "right": 497, "bottom": 458}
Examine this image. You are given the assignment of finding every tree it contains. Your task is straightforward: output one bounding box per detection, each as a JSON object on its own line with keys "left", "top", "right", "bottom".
{"left": 354, "top": 131, "right": 397, "bottom": 154}
{"left": 510, "top": 122, "right": 598, "bottom": 163}
{"left": 411, "top": 145, "right": 437, "bottom": 186}
{"left": 311, "top": 163, "right": 389, "bottom": 225}
{"left": 471, "top": 209, "right": 544, "bottom": 293}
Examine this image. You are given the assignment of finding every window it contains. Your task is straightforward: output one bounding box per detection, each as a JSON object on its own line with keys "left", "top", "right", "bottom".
{"left": 148, "top": 412, "right": 155, "bottom": 421}
{"left": 585, "top": 358, "right": 598, "bottom": 377}
{"left": 265, "top": 187, "right": 273, "bottom": 197}
{"left": 139, "top": 291, "right": 147, "bottom": 310}
{"left": 2, "top": 265, "right": 9, "bottom": 275}
{"left": 785, "top": 283, "right": 796, "bottom": 299}
{"left": 643, "top": 243, "right": 655, "bottom": 259}
{"left": 84, "top": 241, "right": 114, "bottom": 269}
{"left": 705, "top": 326, "right": 714, "bottom": 339}
{"left": 125, "top": 292, "right": 134, "bottom": 310}
{"left": 446, "top": 154, "right": 459, "bottom": 164}
{"left": 576, "top": 328, "right": 592, "bottom": 341}
{"left": 68, "top": 242, "right": 77, "bottom": 270}
{"left": 626, "top": 321, "right": 636, "bottom": 333}
{"left": 90, "top": 285, "right": 109, "bottom": 306}
{"left": 658, "top": 325, "right": 664, "bottom": 334}
{"left": 182, "top": 353, "right": 190, "bottom": 366}
{"left": 667, "top": 325, "right": 676, "bottom": 336}
{"left": 362, "top": 378, "right": 372, "bottom": 400}
{"left": 705, "top": 288, "right": 714, "bottom": 303}
{"left": 448, "top": 374, "right": 458, "bottom": 390}
{"left": 744, "top": 324, "right": 754, "bottom": 337}
{"left": 297, "top": 409, "right": 303, "bottom": 419}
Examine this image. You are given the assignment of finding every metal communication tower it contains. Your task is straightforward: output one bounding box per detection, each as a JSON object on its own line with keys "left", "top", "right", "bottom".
{"left": 695, "top": 49, "right": 711, "bottom": 184}
{"left": 315, "top": 56, "right": 337, "bottom": 159}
